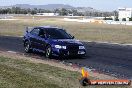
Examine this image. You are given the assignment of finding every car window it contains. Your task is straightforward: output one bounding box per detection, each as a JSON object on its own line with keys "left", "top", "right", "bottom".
{"left": 45, "top": 28, "right": 72, "bottom": 39}
{"left": 30, "top": 28, "right": 40, "bottom": 36}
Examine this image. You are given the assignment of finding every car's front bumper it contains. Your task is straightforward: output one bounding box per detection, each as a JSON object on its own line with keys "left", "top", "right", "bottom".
{"left": 52, "top": 48, "right": 86, "bottom": 57}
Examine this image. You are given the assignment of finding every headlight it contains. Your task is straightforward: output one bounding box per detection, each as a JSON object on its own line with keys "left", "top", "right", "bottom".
{"left": 54, "top": 45, "right": 66, "bottom": 49}
{"left": 55, "top": 45, "right": 62, "bottom": 49}
{"left": 79, "top": 46, "right": 85, "bottom": 49}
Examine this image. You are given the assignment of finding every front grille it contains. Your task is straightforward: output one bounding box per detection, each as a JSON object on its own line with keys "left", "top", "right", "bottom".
{"left": 67, "top": 45, "right": 79, "bottom": 50}
{"left": 67, "top": 45, "right": 79, "bottom": 54}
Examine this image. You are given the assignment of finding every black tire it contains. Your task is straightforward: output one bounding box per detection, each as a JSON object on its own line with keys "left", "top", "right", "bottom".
{"left": 45, "top": 45, "right": 52, "bottom": 58}
{"left": 24, "top": 41, "right": 32, "bottom": 53}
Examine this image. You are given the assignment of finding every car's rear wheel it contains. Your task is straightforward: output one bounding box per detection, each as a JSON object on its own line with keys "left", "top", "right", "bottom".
{"left": 24, "top": 41, "right": 32, "bottom": 53}
{"left": 45, "top": 45, "right": 52, "bottom": 58}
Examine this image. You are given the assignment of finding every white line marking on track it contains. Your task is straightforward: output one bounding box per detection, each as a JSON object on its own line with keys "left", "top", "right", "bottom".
{"left": 7, "top": 51, "right": 17, "bottom": 54}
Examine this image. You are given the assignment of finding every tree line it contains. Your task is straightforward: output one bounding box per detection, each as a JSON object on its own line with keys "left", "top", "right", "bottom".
{"left": 0, "top": 7, "right": 83, "bottom": 16}
{"left": 0, "top": 7, "right": 51, "bottom": 14}
{"left": 0, "top": 7, "right": 118, "bottom": 17}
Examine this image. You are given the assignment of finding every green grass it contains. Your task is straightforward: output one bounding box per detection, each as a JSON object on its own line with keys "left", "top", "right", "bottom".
{"left": 0, "top": 56, "right": 129, "bottom": 88}
{"left": 0, "top": 56, "right": 81, "bottom": 88}
{"left": 0, "top": 16, "right": 132, "bottom": 43}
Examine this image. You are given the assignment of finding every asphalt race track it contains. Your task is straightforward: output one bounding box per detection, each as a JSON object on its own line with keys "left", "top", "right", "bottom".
{"left": 0, "top": 35, "right": 132, "bottom": 79}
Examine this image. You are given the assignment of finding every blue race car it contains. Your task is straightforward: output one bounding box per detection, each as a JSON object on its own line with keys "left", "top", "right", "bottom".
{"left": 23, "top": 26, "right": 86, "bottom": 58}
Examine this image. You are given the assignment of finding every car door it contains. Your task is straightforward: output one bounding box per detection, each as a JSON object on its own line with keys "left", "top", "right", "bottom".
{"left": 37, "top": 28, "right": 47, "bottom": 52}
{"left": 30, "top": 28, "right": 40, "bottom": 49}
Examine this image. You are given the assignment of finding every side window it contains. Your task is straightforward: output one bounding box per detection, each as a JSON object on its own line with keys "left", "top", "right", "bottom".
{"left": 30, "top": 28, "right": 40, "bottom": 36}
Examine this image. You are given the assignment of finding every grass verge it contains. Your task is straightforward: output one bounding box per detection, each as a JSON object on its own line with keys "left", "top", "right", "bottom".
{"left": 0, "top": 56, "right": 129, "bottom": 88}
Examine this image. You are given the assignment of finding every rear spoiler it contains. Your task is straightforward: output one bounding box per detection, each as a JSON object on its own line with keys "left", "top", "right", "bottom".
{"left": 25, "top": 27, "right": 33, "bottom": 33}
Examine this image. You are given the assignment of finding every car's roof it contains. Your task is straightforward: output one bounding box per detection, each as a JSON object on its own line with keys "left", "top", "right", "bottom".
{"left": 37, "top": 26, "right": 59, "bottom": 29}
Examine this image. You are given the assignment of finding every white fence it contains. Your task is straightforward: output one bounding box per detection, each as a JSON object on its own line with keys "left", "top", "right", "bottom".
{"left": 63, "top": 18, "right": 132, "bottom": 26}
{"left": 104, "top": 21, "right": 132, "bottom": 25}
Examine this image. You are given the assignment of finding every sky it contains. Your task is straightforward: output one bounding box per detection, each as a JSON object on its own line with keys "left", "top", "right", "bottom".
{"left": 0, "top": 0, "right": 131, "bottom": 11}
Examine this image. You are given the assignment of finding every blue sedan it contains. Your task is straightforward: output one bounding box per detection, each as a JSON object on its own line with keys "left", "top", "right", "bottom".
{"left": 23, "top": 26, "right": 86, "bottom": 58}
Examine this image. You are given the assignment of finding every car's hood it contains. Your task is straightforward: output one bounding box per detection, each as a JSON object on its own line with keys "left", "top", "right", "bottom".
{"left": 51, "top": 39, "right": 83, "bottom": 45}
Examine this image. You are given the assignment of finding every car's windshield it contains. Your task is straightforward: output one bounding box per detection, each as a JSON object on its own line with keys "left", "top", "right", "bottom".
{"left": 45, "top": 28, "right": 72, "bottom": 39}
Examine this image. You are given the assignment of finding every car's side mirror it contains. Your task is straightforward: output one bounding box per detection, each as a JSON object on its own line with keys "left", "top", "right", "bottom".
{"left": 26, "top": 29, "right": 29, "bottom": 33}
{"left": 72, "top": 36, "right": 75, "bottom": 39}
{"left": 68, "top": 33, "right": 74, "bottom": 39}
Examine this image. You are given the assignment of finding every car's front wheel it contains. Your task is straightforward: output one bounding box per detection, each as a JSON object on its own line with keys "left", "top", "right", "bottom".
{"left": 45, "top": 45, "right": 52, "bottom": 58}
{"left": 24, "top": 41, "right": 32, "bottom": 53}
